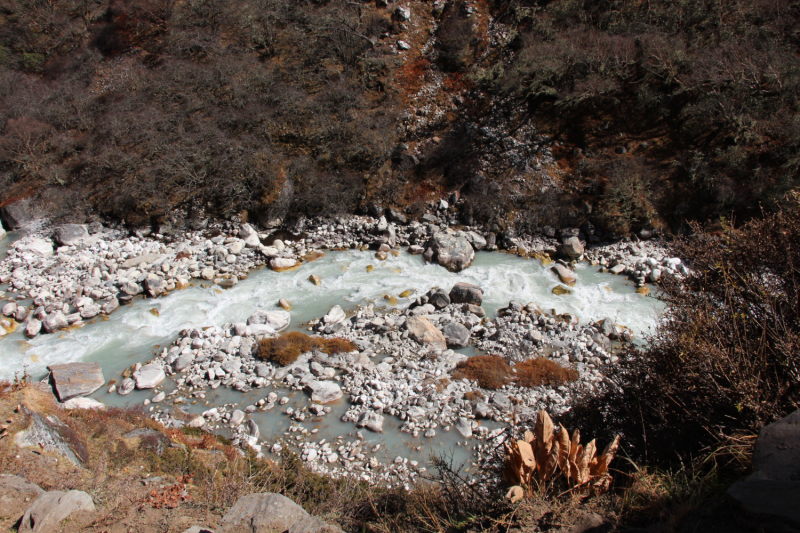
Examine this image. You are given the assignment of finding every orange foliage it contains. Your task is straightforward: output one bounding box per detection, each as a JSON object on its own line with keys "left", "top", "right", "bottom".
{"left": 513, "top": 358, "right": 578, "bottom": 388}
{"left": 452, "top": 355, "right": 511, "bottom": 389}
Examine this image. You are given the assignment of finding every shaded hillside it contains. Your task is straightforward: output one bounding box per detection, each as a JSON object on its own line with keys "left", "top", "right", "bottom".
{"left": 1, "top": 0, "right": 799, "bottom": 233}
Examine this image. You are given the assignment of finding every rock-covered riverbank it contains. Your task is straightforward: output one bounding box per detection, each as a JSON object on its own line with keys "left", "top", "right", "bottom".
{"left": 0, "top": 207, "right": 685, "bottom": 484}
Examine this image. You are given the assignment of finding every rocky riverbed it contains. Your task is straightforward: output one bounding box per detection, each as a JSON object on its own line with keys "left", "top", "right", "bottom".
{"left": 0, "top": 208, "right": 685, "bottom": 486}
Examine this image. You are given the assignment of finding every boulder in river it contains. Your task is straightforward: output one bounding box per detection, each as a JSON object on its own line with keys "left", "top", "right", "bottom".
{"left": 24, "top": 319, "right": 42, "bottom": 338}
{"left": 442, "top": 322, "right": 470, "bottom": 348}
{"left": 305, "top": 381, "right": 343, "bottom": 404}
{"left": 357, "top": 411, "right": 385, "bottom": 433}
{"left": 117, "top": 378, "right": 135, "bottom": 395}
{"left": 42, "top": 311, "right": 68, "bottom": 333}
{"left": 47, "top": 362, "right": 104, "bottom": 401}
{"left": 53, "top": 224, "right": 89, "bottom": 247}
{"left": 426, "top": 232, "right": 475, "bottom": 272}
{"left": 449, "top": 282, "right": 483, "bottom": 305}
{"left": 270, "top": 257, "right": 297, "bottom": 272}
{"left": 551, "top": 263, "right": 577, "bottom": 286}
{"left": 323, "top": 305, "right": 346, "bottom": 324}
{"left": 428, "top": 288, "right": 451, "bottom": 309}
{"left": 406, "top": 316, "right": 447, "bottom": 350}
{"left": 455, "top": 417, "right": 473, "bottom": 438}
{"left": 562, "top": 236, "right": 584, "bottom": 259}
{"left": 133, "top": 364, "right": 165, "bottom": 389}
{"left": 247, "top": 310, "right": 290, "bottom": 332}
{"left": 143, "top": 273, "right": 167, "bottom": 297}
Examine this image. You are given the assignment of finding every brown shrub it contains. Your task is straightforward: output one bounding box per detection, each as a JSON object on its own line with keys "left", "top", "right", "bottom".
{"left": 452, "top": 355, "right": 511, "bottom": 389}
{"left": 464, "top": 390, "right": 485, "bottom": 402}
{"left": 258, "top": 332, "right": 357, "bottom": 366}
{"left": 513, "top": 358, "right": 578, "bottom": 388}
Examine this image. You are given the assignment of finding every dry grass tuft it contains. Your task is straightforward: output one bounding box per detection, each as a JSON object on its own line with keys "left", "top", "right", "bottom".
{"left": 513, "top": 358, "right": 578, "bottom": 388}
{"left": 452, "top": 355, "right": 511, "bottom": 389}
{"left": 258, "top": 332, "right": 357, "bottom": 366}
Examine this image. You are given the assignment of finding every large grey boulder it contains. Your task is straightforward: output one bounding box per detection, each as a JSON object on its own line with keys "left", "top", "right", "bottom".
{"left": 14, "top": 407, "right": 89, "bottom": 464}
{"left": 120, "top": 252, "right": 163, "bottom": 269}
{"left": 406, "top": 316, "right": 447, "bottom": 350}
{"left": 0, "top": 220, "right": 5, "bottom": 241}
{"left": 143, "top": 273, "right": 167, "bottom": 297}
{"left": 442, "top": 322, "right": 470, "bottom": 348}
{"left": 53, "top": 224, "right": 89, "bottom": 246}
{"left": 551, "top": 264, "right": 577, "bottom": 286}
{"left": 562, "top": 236, "right": 584, "bottom": 259}
{"left": 455, "top": 417, "right": 473, "bottom": 438}
{"left": 322, "top": 305, "right": 346, "bottom": 324}
{"left": 217, "top": 493, "right": 343, "bottom": 533}
{"left": 133, "top": 364, "right": 166, "bottom": 389}
{"left": 247, "top": 310, "right": 290, "bottom": 332}
{"left": 17, "top": 238, "right": 53, "bottom": 257}
{"left": 270, "top": 257, "right": 297, "bottom": 272}
{"left": 41, "top": 311, "right": 68, "bottom": 333}
{"left": 426, "top": 232, "right": 475, "bottom": 272}
{"left": 357, "top": 411, "right": 385, "bottom": 433}
{"left": 727, "top": 409, "right": 800, "bottom": 526}
{"left": 305, "top": 381, "right": 343, "bottom": 404}
{"left": 1, "top": 198, "right": 50, "bottom": 230}
{"left": 428, "top": 288, "right": 451, "bottom": 309}
{"left": 19, "top": 490, "right": 95, "bottom": 533}
{"left": 24, "top": 319, "right": 42, "bottom": 338}
{"left": 117, "top": 378, "right": 135, "bottom": 395}
{"left": 449, "top": 282, "right": 483, "bottom": 305}
{"left": 47, "top": 362, "right": 105, "bottom": 401}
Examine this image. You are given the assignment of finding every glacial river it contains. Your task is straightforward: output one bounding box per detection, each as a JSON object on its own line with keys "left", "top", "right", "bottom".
{"left": 0, "top": 238, "right": 664, "bottom": 469}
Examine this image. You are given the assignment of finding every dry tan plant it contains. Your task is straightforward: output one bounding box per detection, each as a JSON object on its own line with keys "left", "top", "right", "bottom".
{"left": 504, "top": 410, "right": 620, "bottom": 502}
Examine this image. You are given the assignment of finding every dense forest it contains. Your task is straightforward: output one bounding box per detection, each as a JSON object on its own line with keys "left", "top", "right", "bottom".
{"left": 1, "top": 0, "right": 799, "bottom": 233}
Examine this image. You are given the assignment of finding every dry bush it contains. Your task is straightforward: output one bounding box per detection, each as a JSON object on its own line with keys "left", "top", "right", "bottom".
{"left": 258, "top": 331, "right": 357, "bottom": 366}
{"left": 569, "top": 192, "right": 800, "bottom": 465}
{"left": 452, "top": 355, "right": 511, "bottom": 389}
{"left": 505, "top": 410, "right": 620, "bottom": 502}
{"left": 513, "top": 358, "right": 578, "bottom": 388}
{"left": 464, "top": 390, "right": 485, "bottom": 402}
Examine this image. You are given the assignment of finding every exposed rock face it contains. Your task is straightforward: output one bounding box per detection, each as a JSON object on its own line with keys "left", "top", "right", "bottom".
{"left": 0, "top": 220, "right": 5, "bottom": 241}
{"left": 551, "top": 263, "right": 577, "bottom": 286}
{"left": 247, "top": 310, "right": 290, "bottom": 332}
{"left": 728, "top": 409, "right": 800, "bottom": 526}
{"left": 217, "top": 493, "right": 343, "bottom": 533}
{"left": 47, "top": 362, "right": 105, "bottom": 401}
{"left": 449, "top": 282, "right": 483, "bottom": 305}
{"left": 19, "top": 490, "right": 95, "bottom": 533}
{"left": 14, "top": 407, "right": 89, "bottom": 465}
{"left": 442, "top": 321, "right": 470, "bottom": 348}
{"left": 305, "top": 381, "right": 343, "bottom": 404}
{"left": 426, "top": 233, "right": 475, "bottom": 272}
{"left": 406, "top": 316, "right": 447, "bottom": 350}
{"left": 133, "top": 364, "right": 166, "bottom": 389}
{"left": 53, "top": 224, "right": 89, "bottom": 246}
{"left": 562, "top": 236, "right": 584, "bottom": 258}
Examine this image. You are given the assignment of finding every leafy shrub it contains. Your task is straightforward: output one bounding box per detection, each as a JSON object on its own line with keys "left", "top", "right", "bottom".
{"left": 513, "top": 358, "right": 578, "bottom": 388}
{"left": 452, "top": 355, "right": 511, "bottom": 389}
{"left": 258, "top": 331, "right": 357, "bottom": 366}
